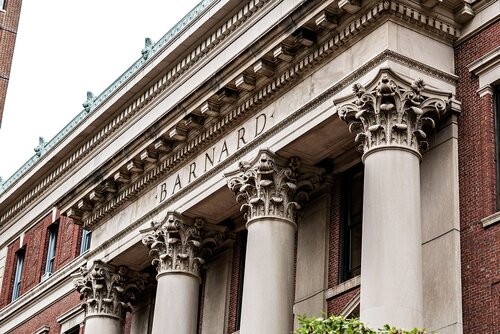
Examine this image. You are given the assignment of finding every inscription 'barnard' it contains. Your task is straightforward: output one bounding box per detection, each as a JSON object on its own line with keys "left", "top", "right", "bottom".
{"left": 157, "top": 112, "right": 269, "bottom": 204}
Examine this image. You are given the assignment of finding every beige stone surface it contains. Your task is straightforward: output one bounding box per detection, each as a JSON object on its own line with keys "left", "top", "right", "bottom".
{"left": 361, "top": 149, "right": 423, "bottom": 330}
{"left": 293, "top": 292, "right": 325, "bottom": 329}
{"left": 421, "top": 124, "right": 460, "bottom": 243}
{"left": 130, "top": 289, "right": 155, "bottom": 334}
{"left": 295, "top": 195, "right": 328, "bottom": 302}
{"left": 152, "top": 273, "right": 199, "bottom": 334}
{"left": 239, "top": 217, "right": 296, "bottom": 334}
{"left": 201, "top": 249, "right": 233, "bottom": 334}
{"left": 422, "top": 230, "right": 463, "bottom": 333}
{"left": 84, "top": 316, "right": 123, "bottom": 334}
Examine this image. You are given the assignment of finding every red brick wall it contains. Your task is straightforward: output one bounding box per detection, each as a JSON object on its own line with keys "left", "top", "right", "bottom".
{"left": 455, "top": 20, "right": 500, "bottom": 333}
{"left": 54, "top": 216, "right": 81, "bottom": 271}
{"left": 0, "top": 0, "right": 22, "bottom": 126}
{"left": 0, "top": 212, "right": 81, "bottom": 310}
{"left": 22, "top": 213, "right": 54, "bottom": 292}
{"left": 6, "top": 292, "right": 81, "bottom": 334}
{"left": 327, "top": 287, "right": 360, "bottom": 316}
{"left": 0, "top": 238, "right": 20, "bottom": 307}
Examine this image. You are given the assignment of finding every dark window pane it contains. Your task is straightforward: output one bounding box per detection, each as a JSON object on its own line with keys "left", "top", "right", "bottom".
{"left": 341, "top": 165, "right": 363, "bottom": 281}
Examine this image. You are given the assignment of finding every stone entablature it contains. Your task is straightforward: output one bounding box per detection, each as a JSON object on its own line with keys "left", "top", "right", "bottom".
{"left": 0, "top": 0, "right": 468, "bottom": 235}
{"left": 73, "top": 261, "right": 147, "bottom": 321}
{"left": 57, "top": 0, "right": 464, "bottom": 232}
{"left": 141, "top": 212, "right": 225, "bottom": 279}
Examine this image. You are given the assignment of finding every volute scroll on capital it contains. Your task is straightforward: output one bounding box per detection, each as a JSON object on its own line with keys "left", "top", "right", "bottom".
{"left": 73, "top": 260, "right": 148, "bottom": 321}
{"left": 224, "top": 149, "right": 324, "bottom": 223}
{"left": 141, "top": 211, "right": 226, "bottom": 280}
{"left": 334, "top": 68, "right": 460, "bottom": 160}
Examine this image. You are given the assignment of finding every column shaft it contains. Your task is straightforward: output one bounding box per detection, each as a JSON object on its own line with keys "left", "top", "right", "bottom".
{"left": 239, "top": 217, "right": 296, "bottom": 334}
{"left": 85, "top": 316, "right": 123, "bottom": 334}
{"left": 361, "top": 149, "right": 423, "bottom": 329}
{"left": 152, "top": 273, "right": 200, "bottom": 334}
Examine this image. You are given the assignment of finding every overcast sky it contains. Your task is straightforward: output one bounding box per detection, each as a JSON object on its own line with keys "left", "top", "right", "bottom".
{"left": 0, "top": 0, "right": 200, "bottom": 182}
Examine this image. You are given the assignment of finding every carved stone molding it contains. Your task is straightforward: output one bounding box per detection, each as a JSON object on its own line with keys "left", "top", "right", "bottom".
{"left": 141, "top": 212, "right": 225, "bottom": 279}
{"left": 73, "top": 260, "right": 147, "bottom": 321}
{"left": 1, "top": 0, "right": 461, "bottom": 230}
{"left": 335, "top": 68, "right": 458, "bottom": 159}
{"left": 225, "top": 149, "right": 323, "bottom": 224}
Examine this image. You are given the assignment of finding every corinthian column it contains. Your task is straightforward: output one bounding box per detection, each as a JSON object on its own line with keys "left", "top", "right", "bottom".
{"left": 141, "top": 212, "right": 223, "bottom": 334}
{"left": 336, "top": 69, "right": 451, "bottom": 330}
{"left": 74, "top": 261, "right": 147, "bottom": 334}
{"left": 225, "top": 150, "right": 322, "bottom": 334}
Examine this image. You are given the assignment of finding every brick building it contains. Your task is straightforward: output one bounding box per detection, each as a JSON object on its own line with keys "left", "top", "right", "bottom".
{"left": 0, "top": 0, "right": 498, "bottom": 333}
{"left": 0, "top": 0, "right": 22, "bottom": 127}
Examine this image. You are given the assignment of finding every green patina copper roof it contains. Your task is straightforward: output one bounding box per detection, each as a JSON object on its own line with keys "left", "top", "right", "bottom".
{"left": 0, "top": 0, "right": 216, "bottom": 195}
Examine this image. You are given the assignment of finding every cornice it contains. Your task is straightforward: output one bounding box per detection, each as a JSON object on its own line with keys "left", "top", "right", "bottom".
{"left": 0, "top": 0, "right": 460, "bottom": 233}
{"left": 85, "top": 46, "right": 455, "bottom": 261}
{"left": 0, "top": 0, "right": 272, "bottom": 230}
{"left": 78, "top": 3, "right": 460, "bottom": 229}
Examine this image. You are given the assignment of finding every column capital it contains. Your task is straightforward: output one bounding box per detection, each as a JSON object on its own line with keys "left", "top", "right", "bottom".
{"left": 141, "top": 212, "right": 225, "bottom": 279}
{"left": 335, "top": 68, "right": 457, "bottom": 160}
{"left": 73, "top": 260, "right": 147, "bottom": 321}
{"left": 224, "top": 149, "right": 323, "bottom": 224}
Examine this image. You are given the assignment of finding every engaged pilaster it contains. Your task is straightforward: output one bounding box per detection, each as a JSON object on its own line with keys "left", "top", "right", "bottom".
{"left": 225, "top": 149, "right": 322, "bottom": 334}
{"left": 335, "top": 68, "right": 454, "bottom": 330}
{"left": 141, "top": 212, "right": 224, "bottom": 334}
{"left": 73, "top": 260, "right": 147, "bottom": 334}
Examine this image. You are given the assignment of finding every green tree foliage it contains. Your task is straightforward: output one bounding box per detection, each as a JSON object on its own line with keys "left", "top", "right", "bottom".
{"left": 295, "top": 315, "right": 428, "bottom": 334}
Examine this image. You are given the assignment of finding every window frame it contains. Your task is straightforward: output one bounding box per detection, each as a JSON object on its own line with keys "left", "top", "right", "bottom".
{"left": 79, "top": 228, "right": 91, "bottom": 254}
{"left": 340, "top": 164, "right": 364, "bottom": 282}
{"left": 11, "top": 248, "right": 25, "bottom": 301}
{"left": 42, "top": 223, "right": 59, "bottom": 280}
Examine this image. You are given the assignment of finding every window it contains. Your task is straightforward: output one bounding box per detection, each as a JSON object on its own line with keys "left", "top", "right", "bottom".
{"left": 42, "top": 223, "right": 59, "bottom": 280}
{"left": 80, "top": 228, "right": 91, "bottom": 254}
{"left": 65, "top": 326, "right": 80, "bottom": 334}
{"left": 11, "top": 248, "right": 25, "bottom": 301}
{"left": 341, "top": 165, "right": 363, "bottom": 282}
{"left": 0, "top": 0, "right": 5, "bottom": 11}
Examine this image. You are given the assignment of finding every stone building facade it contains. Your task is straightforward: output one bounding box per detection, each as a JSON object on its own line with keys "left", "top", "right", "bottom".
{"left": 0, "top": 0, "right": 22, "bottom": 127}
{"left": 0, "top": 0, "right": 498, "bottom": 333}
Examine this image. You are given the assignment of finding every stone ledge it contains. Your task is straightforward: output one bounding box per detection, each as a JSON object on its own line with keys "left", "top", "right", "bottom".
{"left": 481, "top": 211, "right": 500, "bottom": 228}
{"left": 32, "top": 325, "right": 50, "bottom": 334}
{"left": 325, "top": 275, "right": 360, "bottom": 300}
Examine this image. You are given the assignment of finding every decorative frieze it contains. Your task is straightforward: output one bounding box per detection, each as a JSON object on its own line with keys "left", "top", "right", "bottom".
{"left": 336, "top": 69, "right": 453, "bottom": 157}
{"left": 225, "top": 149, "right": 323, "bottom": 223}
{"left": 73, "top": 261, "right": 147, "bottom": 320}
{"left": 141, "top": 212, "right": 224, "bottom": 279}
{"left": 1, "top": 0, "right": 461, "bottom": 230}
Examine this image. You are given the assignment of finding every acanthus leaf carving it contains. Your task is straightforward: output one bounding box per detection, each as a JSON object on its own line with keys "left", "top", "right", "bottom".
{"left": 73, "top": 260, "right": 148, "bottom": 320}
{"left": 225, "top": 149, "right": 324, "bottom": 223}
{"left": 141, "top": 212, "right": 225, "bottom": 278}
{"left": 336, "top": 70, "right": 451, "bottom": 157}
